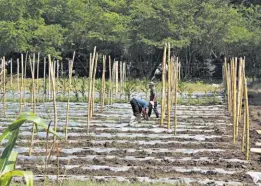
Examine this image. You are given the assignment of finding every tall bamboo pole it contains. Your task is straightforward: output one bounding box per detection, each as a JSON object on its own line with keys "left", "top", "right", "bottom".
{"left": 36, "top": 53, "right": 40, "bottom": 102}
{"left": 2, "top": 57, "right": 6, "bottom": 117}
{"left": 87, "top": 47, "right": 96, "bottom": 134}
{"left": 239, "top": 58, "right": 245, "bottom": 122}
{"left": 48, "top": 59, "right": 51, "bottom": 100}
{"left": 227, "top": 64, "right": 232, "bottom": 113}
{"left": 24, "top": 52, "right": 28, "bottom": 78}
{"left": 65, "top": 53, "right": 75, "bottom": 140}
{"left": 19, "top": 54, "right": 24, "bottom": 113}
{"left": 115, "top": 61, "right": 118, "bottom": 96}
{"left": 10, "top": 59, "right": 13, "bottom": 87}
{"left": 44, "top": 57, "right": 47, "bottom": 100}
{"left": 109, "top": 56, "right": 112, "bottom": 104}
{"left": 87, "top": 53, "right": 93, "bottom": 134}
{"left": 120, "top": 61, "right": 123, "bottom": 97}
{"left": 174, "top": 58, "right": 178, "bottom": 135}
{"left": 48, "top": 55, "right": 57, "bottom": 142}
{"left": 101, "top": 55, "right": 106, "bottom": 112}
{"left": 233, "top": 58, "right": 237, "bottom": 144}
{"left": 17, "top": 58, "right": 20, "bottom": 91}
{"left": 167, "top": 43, "right": 171, "bottom": 130}
{"left": 160, "top": 43, "right": 167, "bottom": 126}
{"left": 29, "top": 55, "right": 36, "bottom": 156}
{"left": 244, "top": 77, "right": 250, "bottom": 160}
{"left": 236, "top": 58, "right": 243, "bottom": 137}
{"left": 91, "top": 53, "right": 98, "bottom": 118}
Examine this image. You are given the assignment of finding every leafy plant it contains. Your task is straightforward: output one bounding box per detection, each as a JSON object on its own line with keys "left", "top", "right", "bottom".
{"left": 124, "top": 81, "right": 136, "bottom": 101}
{"left": 79, "top": 78, "right": 88, "bottom": 101}
{"left": 71, "top": 77, "right": 79, "bottom": 101}
{"left": 0, "top": 112, "right": 59, "bottom": 186}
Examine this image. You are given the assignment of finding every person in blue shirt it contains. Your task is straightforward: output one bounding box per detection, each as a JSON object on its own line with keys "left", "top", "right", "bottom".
{"left": 130, "top": 97, "right": 149, "bottom": 122}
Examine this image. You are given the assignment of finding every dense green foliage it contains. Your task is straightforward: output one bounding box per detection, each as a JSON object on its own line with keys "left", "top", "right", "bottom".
{"left": 0, "top": 0, "right": 260, "bottom": 78}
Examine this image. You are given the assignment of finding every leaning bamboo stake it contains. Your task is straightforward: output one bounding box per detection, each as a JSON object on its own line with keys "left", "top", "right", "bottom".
{"left": 241, "top": 73, "right": 246, "bottom": 152}
{"left": 87, "top": 47, "right": 96, "bottom": 134}
{"left": 101, "top": 55, "right": 106, "bottom": 112}
{"left": 160, "top": 43, "right": 167, "bottom": 126}
{"left": 48, "top": 55, "right": 57, "bottom": 142}
{"left": 65, "top": 52, "right": 75, "bottom": 140}
{"left": 29, "top": 55, "right": 36, "bottom": 156}
{"left": 244, "top": 77, "right": 250, "bottom": 160}
{"left": 236, "top": 58, "right": 243, "bottom": 136}
{"left": 91, "top": 53, "right": 98, "bottom": 118}
{"left": 2, "top": 57, "right": 6, "bottom": 117}
{"left": 239, "top": 58, "right": 245, "bottom": 122}
{"left": 87, "top": 54, "right": 93, "bottom": 134}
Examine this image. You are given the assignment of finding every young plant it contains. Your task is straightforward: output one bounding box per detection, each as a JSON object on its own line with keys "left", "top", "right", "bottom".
{"left": 124, "top": 81, "right": 136, "bottom": 101}
{"left": 0, "top": 112, "right": 59, "bottom": 186}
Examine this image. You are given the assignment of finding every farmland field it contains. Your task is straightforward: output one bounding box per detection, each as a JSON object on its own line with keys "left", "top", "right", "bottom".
{"left": 1, "top": 91, "right": 261, "bottom": 186}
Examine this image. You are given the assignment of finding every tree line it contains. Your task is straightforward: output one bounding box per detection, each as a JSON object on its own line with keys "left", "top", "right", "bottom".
{"left": 0, "top": 0, "right": 260, "bottom": 80}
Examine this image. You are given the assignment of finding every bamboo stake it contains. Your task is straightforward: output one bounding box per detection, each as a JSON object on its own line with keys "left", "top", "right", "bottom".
{"left": 23, "top": 53, "right": 28, "bottom": 107}
{"left": 65, "top": 52, "right": 75, "bottom": 140}
{"left": 174, "top": 58, "right": 178, "bottom": 135}
{"left": 87, "top": 53, "right": 93, "bottom": 134}
{"left": 241, "top": 73, "right": 246, "bottom": 152}
{"left": 101, "top": 55, "right": 106, "bottom": 112}
{"left": 17, "top": 58, "right": 20, "bottom": 91}
{"left": 227, "top": 64, "right": 232, "bottom": 114}
{"left": 2, "top": 57, "right": 6, "bottom": 117}
{"left": 115, "top": 61, "right": 118, "bottom": 96}
{"left": 44, "top": 57, "right": 47, "bottom": 100}
{"left": 29, "top": 55, "right": 36, "bottom": 156}
{"left": 120, "top": 61, "right": 123, "bottom": 97}
{"left": 160, "top": 43, "right": 167, "bottom": 126}
{"left": 244, "top": 77, "right": 250, "bottom": 160}
{"left": 109, "top": 56, "right": 112, "bottom": 104}
{"left": 19, "top": 54, "right": 24, "bottom": 113}
{"left": 91, "top": 53, "right": 98, "bottom": 118}
{"left": 48, "top": 59, "right": 51, "bottom": 100}
{"left": 10, "top": 59, "right": 13, "bottom": 87}
{"left": 236, "top": 58, "right": 243, "bottom": 136}
{"left": 233, "top": 58, "right": 237, "bottom": 144}
{"left": 87, "top": 47, "right": 96, "bottom": 134}
{"left": 36, "top": 52, "right": 40, "bottom": 103}
{"left": 24, "top": 51, "right": 28, "bottom": 78}
{"left": 239, "top": 58, "right": 245, "bottom": 122}
{"left": 48, "top": 55, "right": 57, "bottom": 142}
{"left": 167, "top": 44, "right": 172, "bottom": 130}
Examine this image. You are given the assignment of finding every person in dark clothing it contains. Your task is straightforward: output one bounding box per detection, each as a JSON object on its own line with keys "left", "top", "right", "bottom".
{"left": 148, "top": 82, "right": 160, "bottom": 118}
{"left": 130, "top": 97, "right": 149, "bottom": 123}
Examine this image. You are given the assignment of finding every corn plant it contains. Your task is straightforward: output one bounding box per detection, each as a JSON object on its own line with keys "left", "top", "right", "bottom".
{"left": 0, "top": 112, "right": 59, "bottom": 186}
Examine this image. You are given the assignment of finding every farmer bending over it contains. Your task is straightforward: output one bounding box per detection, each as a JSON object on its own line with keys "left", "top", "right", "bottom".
{"left": 130, "top": 97, "right": 149, "bottom": 123}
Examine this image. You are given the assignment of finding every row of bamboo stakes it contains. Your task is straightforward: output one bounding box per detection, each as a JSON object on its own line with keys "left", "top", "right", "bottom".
{"left": 160, "top": 43, "right": 179, "bottom": 134}
{"left": 223, "top": 57, "right": 250, "bottom": 160}
{"left": 0, "top": 49, "right": 127, "bottom": 146}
